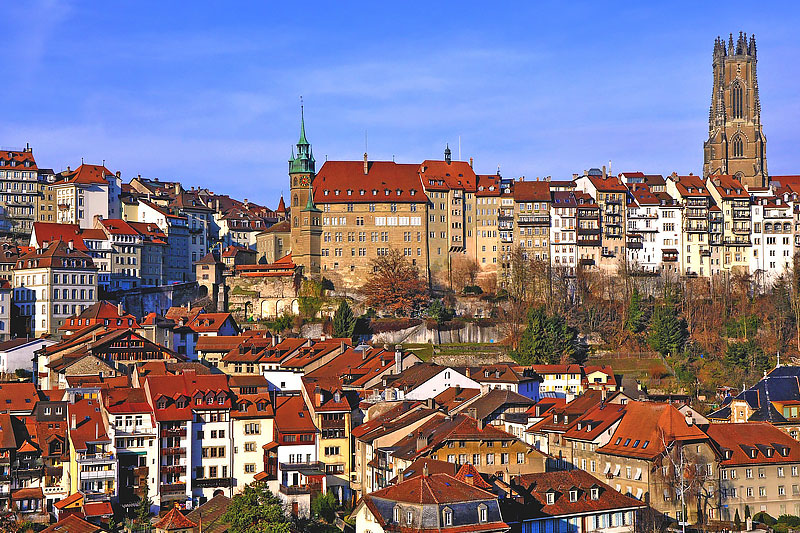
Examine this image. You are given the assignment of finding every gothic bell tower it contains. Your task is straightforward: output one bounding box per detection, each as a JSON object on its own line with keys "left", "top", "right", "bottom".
{"left": 288, "top": 104, "right": 321, "bottom": 277}
{"left": 703, "top": 32, "right": 768, "bottom": 188}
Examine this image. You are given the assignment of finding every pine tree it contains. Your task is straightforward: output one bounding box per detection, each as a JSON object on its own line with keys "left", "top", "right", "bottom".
{"left": 512, "top": 306, "right": 577, "bottom": 365}
{"left": 625, "top": 287, "right": 646, "bottom": 333}
{"left": 332, "top": 300, "right": 356, "bottom": 339}
{"left": 648, "top": 303, "right": 688, "bottom": 357}
{"left": 734, "top": 509, "right": 742, "bottom": 531}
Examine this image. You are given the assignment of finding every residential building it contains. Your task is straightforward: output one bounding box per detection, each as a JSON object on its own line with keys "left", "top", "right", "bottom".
{"left": 550, "top": 191, "right": 577, "bottom": 274}
{"left": 576, "top": 170, "right": 627, "bottom": 272}
{"left": 13, "top": 241, "right": 98, "bottom": 337}
{"left": 53, "top": 164, "right": 115, "bottom": 229}
{"left": 666, "top": 175, "right": 713, "bottom": 276}
{"left": 0, "top": 146, "right": 39, "bottom": 237}
{"left": 707, "top": 175, "right": 752, "bottom": 275}
{"left": 354, "top": 469, "right": 510, "bottom": 533}
{"left": 513, "top": 180, "right": 551, "bottom": 266}
{"left": 95, "top": 219, "right": 143, "bottom": 290}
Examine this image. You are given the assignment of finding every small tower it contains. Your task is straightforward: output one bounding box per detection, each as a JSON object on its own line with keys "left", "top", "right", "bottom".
{"left": 288, "top": 103, "right": 322, "bottom": 278}
{"left": 703, "top": 32, "right": 767, "bottom": 188}
{"left": 444, "top": 144, "right": 452, "bottom": 164}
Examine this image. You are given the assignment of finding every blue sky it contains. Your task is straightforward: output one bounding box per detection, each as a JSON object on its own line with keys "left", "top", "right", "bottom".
{"left": 2, "top": 2, "right": 799, "bottom": 207}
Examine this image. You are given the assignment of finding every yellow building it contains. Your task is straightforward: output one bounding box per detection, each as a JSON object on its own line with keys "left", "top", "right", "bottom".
{"left": 707, "top": 174, "right": 751, "bottom": 275}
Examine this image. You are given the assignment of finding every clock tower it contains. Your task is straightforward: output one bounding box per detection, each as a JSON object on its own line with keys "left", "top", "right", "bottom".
{"left": 289, "top": 105, "right": 322, "bottom": 277}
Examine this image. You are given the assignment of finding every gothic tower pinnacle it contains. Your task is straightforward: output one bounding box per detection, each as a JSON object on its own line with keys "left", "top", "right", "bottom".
{"left": 703, "top": 32, "right": 767, "bottom": 188}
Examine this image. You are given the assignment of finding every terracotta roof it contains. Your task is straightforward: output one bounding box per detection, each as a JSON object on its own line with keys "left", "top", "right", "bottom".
{"left": 705, "top": 422, "right": 800, "bottom": 466}
{"left": 195, "top": 332, "right": 265, "bottom": 352}
{"left": 154, "top": 506, "right": 198, "bottom": 530}
{"left": 455, "top": 462, "right": 493, "bottom": 490}
{"left": 395, "top": 457, "right": 457, "bottom": 482}
{"left": 42, "top": 514, "right": 101, "bottom": 533}
{"left": 672, "top": 175, "right": 710, "bottom": 197}
{"left": 56, "top": 164, "right": 113, "bottom": 185}
{"left": 313, "top": 161, "right": 427, "bottom": 204}
{"left": 12, "top": 487, "right": 44, "bottom": 500}
{"left": 0, "top": 382, "right": 39, "bottom": 413}
{"left": 367, "top": 472, "right": 496, "bottom": 504}
{"left": 597, "top": 401, "right": 707, "bottom": 460}
{"left": 433, "top": 387, "right": 481, "bottom": 413}
{"left": 82, "top": 500, "right": 113, "bottom": 517}
{"left": 102, "top": 388, "right": 153, "bottom": 415}
{"left": 258, "top": 219, "right": 290, "bottom": 235}
{"left": 59, "top": 301, "right": 139, "bottom": 331}
{"left": 53, "top": 492, "right": 83, "bottom": 510}
{"left": 513, "top": 181, "right": 551, "bottom": 202}
{"left": 31, "top": 222, "right": 98, "bottom": 251}
{"left": 475, "top": 175, "right": 502, "bottom": 196}
{"left": 68, "top": 399, "right": 109, "bottom": 450}
{"left": 145, "top": 372, "right": 231, "bottom": 422}
{"left": 185, "top": 494, "right": 231, "bottom": 533}
{"left": 16, "top": 240, "right": 96, "bottom": 270}
{"left": 274, "top": 395, "right": 316, "bottom": 433}
{"left": 420, "top": 160, "right": 477, "bottom": 192}
{"left": 190, "top": 312, "right": 238, "bottom": 334}
{"left": 232, "top": 393, "right": 274, "bottom": 419}
{"left": 587, "top": 175, "right": 627, "bottom": 192}
{"left": 709, "top": 175, "right": 749, "bottom": 199}
{"left": 98, "top": 218, "right": 139, "bottom": 236}
{"left": 514, "top": 469, "right": 645, "bottom": 517}
{"left": 0, "top": 149, "right": 37, "bottom": 171}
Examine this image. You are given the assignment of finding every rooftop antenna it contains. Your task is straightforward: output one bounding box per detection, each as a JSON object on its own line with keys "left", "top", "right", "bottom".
{"left": 608, "top": 159, "right": 612, "bottom": 175}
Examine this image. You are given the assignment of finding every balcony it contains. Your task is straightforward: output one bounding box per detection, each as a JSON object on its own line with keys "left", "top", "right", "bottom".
{"left": 626, "top": 240, "right": 643, "bottom": 250}
{"left": 161, "top": 465, "right": 185, "bottom": 475}
{"left": 77, "top": 453, "right": 114, "bottom": 464}
{"left": 160, "top": 483, "right": 186, "bottom": 495}
{"left": 733, "top": 209, "right": 750, "bottom": 220}
{"left": 578, "top": 227, "right": 601, "bottom": 235}
{"left": 732, "top": 226, "right": 751, "bottom": 235}
{"left": 280, "top": 461, "right": 325, "bottom": 472}
{"left": 161, "top": 428, "right": 186, "bottom": 438}
{"left": 163, "top": 447, "right": 186, "bottom": 456}
{"left": 579, "top": 258, "right": 596, "bottom": 266}
{"left": 700, "top": 249, "right": 712, "bottom": 257}
{"left": 723, "top": 237, "right": 750, "bottom": 246}
{"left": 685, "top": 222, "right": 709, "bottom": 232}
{"left": 662, "top": 251, "right": 678, "bottom": 262}
{"left": 80, "top": 469, "right": 116, "bottom": 480}
{"left": 45, "top": 466, "right": 63, "bottom": 477}
{"left": 321, "top": 419, "right": 346, "bottom": 430}
{"left": 578, "top": 238, "right": 601, "bottom": 247}
{"left": 193, "top": 477, "right": 233, "bottom": 489}
{"left": 517, "top": 215, "right": 550, "bottom": 226}
{"left": 498, "top": 221, "right": 513, "bottom": 230}
{"left": 685, "top": 209, "right": 708, "bottom": 219}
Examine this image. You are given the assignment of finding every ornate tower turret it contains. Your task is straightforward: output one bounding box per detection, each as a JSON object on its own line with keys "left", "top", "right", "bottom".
{"left": 288, "top": 103, "right": 321, "bottom": 277}
{"left": 703, "top": 32, "right": 768, "bottom": 188}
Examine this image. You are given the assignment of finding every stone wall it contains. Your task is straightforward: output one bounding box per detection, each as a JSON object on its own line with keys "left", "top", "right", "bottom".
{"left": 226, "top": 274, "right": 300, "bottom": 320}
{"left": 369, "top": 321, "right": 500, "bottom": 345}
{"left": 119, "top": 282, "right": 203, "bottom": 317}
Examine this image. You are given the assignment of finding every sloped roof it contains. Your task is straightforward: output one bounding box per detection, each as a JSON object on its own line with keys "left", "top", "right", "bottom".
{"left": 41, "top": 514, "right": 101, "bottom": 533}
{"left": 514, "top": 469, "right": 645, "bottom": 516}
{"left": 0, "top": 382, "right": 39, "bottom": 413}
{"left": 455, "top": 462, "right": 493, "bottom": 490}
{"left": 705, "top": 422, "right": 800, "bottom": 466}
{"left": 56, "top": 164, "right": 112, "bottom": 186}
{"left": 274, "top": 395, "right": 316, "bottom": 433}
{"left": 367, "top": 472, "right": 496, "bottom": 504}
{"left": 153, "top": 505, "right": 197, "bottom": 530}
{"left": 185, "top": 494, "right": 231, "bottom": 533}
{"left": 313, "top": 161, "right": 426, "bottom": 204}
{"left": 0, "top": 149, "right": 37, "bottom": 170}
{"left": 16, "top": 240, "right": 96, "bottom": 270}
{"left": 513, "top": 180, "right": 551, "bottom": 202}
{"left": 464, "top": 388, "right": 536, "bottom": 421}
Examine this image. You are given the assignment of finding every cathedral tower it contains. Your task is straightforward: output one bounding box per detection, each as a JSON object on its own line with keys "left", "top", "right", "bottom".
{"left": 703, "top": 32, "right": 767, "bottom": 188}
{"left": 289, "top": 105, "right": 322, "bottom": 277}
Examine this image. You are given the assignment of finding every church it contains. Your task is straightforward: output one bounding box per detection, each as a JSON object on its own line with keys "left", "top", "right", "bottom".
{"left": 703, "top": 32, "right": 768, "bottom": 188}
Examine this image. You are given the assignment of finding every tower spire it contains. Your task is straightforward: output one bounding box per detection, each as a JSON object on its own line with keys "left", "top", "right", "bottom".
{"left": 299, "top": 96, "right": 308, "bottom": 146}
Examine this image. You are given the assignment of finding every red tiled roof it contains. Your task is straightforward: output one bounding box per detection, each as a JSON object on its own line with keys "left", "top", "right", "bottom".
{"left": 672, "top": 175, "right": 710, "bottom": 197}
{"left": 82, "top": 501, "right": 113, "bottom": 517}
{"left": 16, "top": 240, "right": 96, "bottom": 270}
{"left": 53, "top": 492, "right": 83, "bottom": 510}
{"left": 513, "top": 180, "right": 551, "bottom": 202}
{"left": 102, "top": 388, "right": 153, "bottom": 415}
{"left": 145, "top": 372, "right": 231, "bottom": 422}
{"left": 313, "top": 161, "right": 427, "bottom": 204}
{"left": 42, "top": 514, "right": 101, "bottom": 533}
{"left": 190, "top": 312, "right": 237, "bottom": 334}
{"left": 68, "top": 399, "right": 109, "bottom": 450}
{"left": 455, "top": 462, "right": 493, "bottom": 490}
{"left": 598, "top": 401, "right": 707, "bottom": 460}
{"left": 12, "top": 487, "right": 44, "bottom": 500}
{"left": 515, "top": 469, "right": 645, "bottom": 516}
{"left": 0, "top": 149, "right": 37, "bottom": 171}
{"left": 99, "top": 218, "right": 139, "bottom": 236}
{"left": 154, "top": 506, "right": 198, "bottom": 530}
{"left": 57, "top": 164, "right": 113, "bottom": 185}
{"left": 0, "top": 382, "right": 38, "bottom": 413}
{"left": 708, "top": 175, "right": 749, "bottom": 198}
{"left": 274, "top": 395, "right": 316, "bottom": 433}
{"left": 367, "top": 472, "right": 496, "bottom": 504}
{"left": 705, "top": 422, "right": 800, "bottom": 466}
{"left": 419, "top": 160, "right": 477, "bottom": 192}
{"left": 587, "top": 176, "right": 627, "bottom": 192}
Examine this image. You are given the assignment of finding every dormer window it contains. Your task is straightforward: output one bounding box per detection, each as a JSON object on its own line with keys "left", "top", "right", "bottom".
{"left": 642, "top": 440, "right": 649, "bottom": 449}
{"left": 765, "top": 448, "right": 774, "bottom": 458}
{"left": 477, "top": 504, "right": 488, "bottom": 523}
{"left": 569, "top": 489, "right": 579, "bottom": 502}
{"left": 157, "top": 399, "right": 167, "bottom": 409}
{"left": 393, "top": 506, "right": 400, "bottom": 523}
{"left": 615, "top": 437, "right": 622, "bottom": 445}
{"left": 546, "top": 492, "right": 555, "bottom": 505}
{"left": 590, "top": 487, "right": 600, "bottom": 500}
{"left": 443, "top": 508, "right": 453, "bottom": 526}
{"left": 750, "top": 449, "right": 757, "bottom": 459}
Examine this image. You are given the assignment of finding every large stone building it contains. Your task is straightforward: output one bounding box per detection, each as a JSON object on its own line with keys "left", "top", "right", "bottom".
{"left": 703, "top": 32, "right": 767, "bottom": 189}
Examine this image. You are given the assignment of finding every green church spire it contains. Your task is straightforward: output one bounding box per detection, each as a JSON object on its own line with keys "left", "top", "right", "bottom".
{"left": 289, "top": 98, "right": 315, "bottom": 175}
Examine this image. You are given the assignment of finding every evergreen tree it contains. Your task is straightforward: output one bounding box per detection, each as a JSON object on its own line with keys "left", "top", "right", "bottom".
{"left": 311, "top": 491, "right": 338, "bottom": 523}
{"left": 332, "top": 300, "right": 356, "bottom": 339}
{"left": 734, "top": 509, "right": 742, "bottom": 531}
{"left": 512, "top": 306, "right": 577, "bottom": 364}
{"left": 134, "top": 483, "right": 153, "bottom": 531}
{"left": 427, "top": 299, "right": 454, "bottom": 324}
{"left": 647, "top": 303, "right": 688, "bottom": 356}
{"left": 625, "top": 287, "right": 646, "bottom": 333}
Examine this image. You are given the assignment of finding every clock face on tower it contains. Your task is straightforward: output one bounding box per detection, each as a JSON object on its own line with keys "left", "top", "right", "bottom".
{"left": 299, "top": 176, "right": 310, "bottom": 187}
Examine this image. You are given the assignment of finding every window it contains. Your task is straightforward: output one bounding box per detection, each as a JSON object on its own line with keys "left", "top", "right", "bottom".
{"left": 590, "top": 487, "right": 600, "bottom": 500}
{"left": 478, "top": 504, "right": 488, "bottom": 523}
{"left": 733, "top": 135, "right": 744, "bottom": 157}
{"left": 569, "top": 489, "right": 578, "bottom": 502}
{"left": 406, "top": 511, "right": 413, "bottom": 525}
{"left": 393, "top": 507, "right": 400, "bottom": 523}
{"left": 443, "top": 509, "right": 453, "bottom": 526}
{"left": 732, "top": 81, "right": 743, "bottom": 119}
{"left": 546, "top": 492, "right": 555, "bottom": 505}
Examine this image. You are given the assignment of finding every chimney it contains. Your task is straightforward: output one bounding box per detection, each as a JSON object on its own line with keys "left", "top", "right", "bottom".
{"left": 469, "top": 157, "right": 473, "bottom": 168}
{"left": 423, "top": 462, "right": 429, "bottom": 477}
{"left": 465, "top": 367, "right": 470, "bottom": 378}
{"left": 601, "top": 387, "right": 607, "bottom": 402}
{"left": 71, "top": 414, "right": 76, "bottom": 430}
{"left": 394, "top": 345, "right": 403, "bottom": 374}
{"left": 315, "top": 386, "right": 322, "bottom": 407}
{"left": 95, "top": 423, "right": 99, "bottom": 439}
{"left": 426, "top": 398, "right": 436, "bottom": 409}
{"left": 463, "top": 472, "right": 474, "bottom": 485}
{"left": 67, "top": 240, "right": 74, "bottom": 250}
{"left": 468, "top": 407, "right": 477, "bottom": 420}
{"left": 363, "top": 153, "right": 369, "bottom": 175}
{"left": 118, "top": 302, "right": 124, "bottom": 316}
{"left": 174, "top": 183, "right": 181, "bottom": 195}
{"left": 416, "top": 431, "right": 427, "bottom": 452}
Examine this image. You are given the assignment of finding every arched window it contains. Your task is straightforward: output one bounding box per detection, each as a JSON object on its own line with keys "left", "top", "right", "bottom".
{"left": 732, "top": 82, "right": 743, "bottom": 119}
{"left": 733, "top": 136, "right": 744, "bottom": 158}
{"left": 293, "top": 194, "right": 299, "bottom": 207}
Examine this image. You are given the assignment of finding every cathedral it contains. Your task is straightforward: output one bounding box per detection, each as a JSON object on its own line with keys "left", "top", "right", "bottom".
{"left": 703, "top": 32, "right": 768, "bottom": 188}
